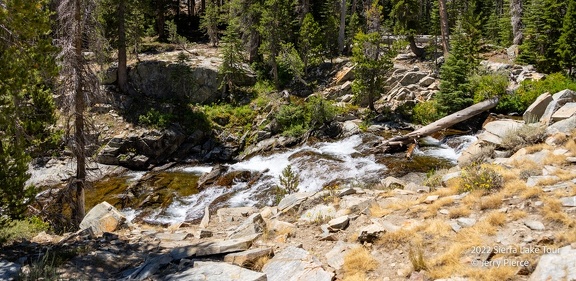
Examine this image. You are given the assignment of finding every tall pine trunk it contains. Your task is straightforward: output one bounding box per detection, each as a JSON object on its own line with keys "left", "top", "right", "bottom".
{"left": 438, "top": 0, "right": 450, "bottom": 54}
{"left": 338, "top": 0, "right": 346, "bottom": 54}
{"left": 118, "top": 0, "right": 128, "bottom": 93}
{"left": 73, "top": 0, "right": 86, "bottom": 226}
{"left": 511, "top": 0, "right": 522, "bottom": 45}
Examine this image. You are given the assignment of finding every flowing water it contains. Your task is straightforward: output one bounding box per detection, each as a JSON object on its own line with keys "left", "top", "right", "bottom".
{"left": 92, "top": 133, "right": 476, "bottom": 225}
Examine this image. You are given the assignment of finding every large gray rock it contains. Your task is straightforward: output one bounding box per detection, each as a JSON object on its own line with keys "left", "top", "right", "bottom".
{"left": 398, "top": 72, "right": 428, "bottom": 86}
{"left": 327, "top": 215, "right": 349, "bottom": 231}
{"left": 357, "top": 223, "right": 386, "bottom": 243}
{"left": 523, "top": 92, "right": 552, "bottom": 123}
{"left": 546, "top": 115, "right": 576, "bottom": 135}
{"left": 263, "top": 246, "right": 334, "bottom": 281}
{"left": 477, "top": 120, "right": 522, "bottom": 145}
{"left": 552, "top": 102, "right": 576, "bottom": 121}
{"left": 224, "top": 247, "right": 274, "bottom": 266}
{"left": 541, "top": 89, "right": 576, "bottom": 124}
{"left": 278, "top": 192, "right": 313, "bottom": 211}
{"left": 228, "top": 213, "right": 266, "bottom": 239}
{"left": 560, "top": 196, "right": 576, "bottom": 207}
{"left": 167, "top": 261, "right": 267, "bottom": 281}
{"left": 170, "top": 234, "right": 260, "bottom": 260}
{"left": 325, "top": 241, "right": 354, "bottom": 271}
{"left": 129, "top": 60, "right": 255, "bottom": 104}
{"left": 0, "top": 260, "right": 20, "bottom": 281}
{"left": 529, "top": 245, "right": 576, "bottom": 281}
{"left": 79, "top": 201, "right": 126, "bottom": 236}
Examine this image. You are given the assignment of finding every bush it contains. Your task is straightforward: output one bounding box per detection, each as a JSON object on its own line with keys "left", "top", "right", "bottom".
{"left": 0, "top": 216, "right": 50, "bottom": 245}
{"left": 275, "top": 97, "right": 337, "bottom": 137}
{"left": 305, "top": 96, "right": 337, "bottom": 129}
{"left": 202, "top": 104, "right": 256, "bottom": 130}
{"left": 413, "top": 100, "right": 442, "bottom": 125}
{"left": 500, "top": 124, "right": 546, "bottom": 152}
{"left": 138, "top": 109, "right": 173, "bottom": 128}
{"left": 471, "top": 72, "right": 509, "bottom": 103}
{"left": 460, "top": 164, "right": 503, "bottom": 193}
{"left": 515, "top": 73, "right": 576, "bottom": 111}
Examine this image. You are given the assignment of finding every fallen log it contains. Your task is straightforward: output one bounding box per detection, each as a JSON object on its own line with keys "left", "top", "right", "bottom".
{"left": 381, "top": 98, "right": 499, "bottom": 152}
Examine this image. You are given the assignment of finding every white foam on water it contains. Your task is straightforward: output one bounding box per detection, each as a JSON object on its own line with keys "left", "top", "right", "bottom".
{"left": 414, "top": 135, "right": 478, "bottom": 162}
{"left": 122, "top": 208, "right": 141, "bottom": 223}
{"left": 180, "top": 166, "right": 213, "bottom": 174}
{"left": 126, "top": 171, "right": 146, "bottom": 182}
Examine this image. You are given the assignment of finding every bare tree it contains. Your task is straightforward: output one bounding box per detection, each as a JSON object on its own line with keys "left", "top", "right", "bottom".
{"left": 510, "top": 0, "right": 522, "bottom": 45}
{"left": 56, "top": 0, "right": 100, "bottom": 227}
{"left": 338, "top": 0, "right": 346, "bottom": 54}
{"left": 117, "top": 0, "right": 128, "bottom": 93}
{"left": 438, "top": 0, "right": 450, "bottom": 54}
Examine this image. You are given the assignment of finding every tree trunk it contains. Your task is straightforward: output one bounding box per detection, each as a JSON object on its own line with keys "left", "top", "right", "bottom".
{"left": 73, "top": 0, "right": 86, "bottom": 227}
{"left": 338, "top": 0, "right": 346, "bottom": 54}
{"left": 117, "top": 0, "right": 128, "bottom": 93}
{"left": 381, "top": 98, "right": 499, "bottom": 150}
{"left": 407, "top": 35, "right": 425, "bottom": 58}
{"left": 438, "top": 0, "right": 450, "bottom": 54}
{"left": 156, "top": 0, "right": 166, "bottom": 40}
{"left": 510, "top": 0, "right": 522, "bottom": 45}
{"left": 189, "top": 0, "right": 194, "bottom": 17}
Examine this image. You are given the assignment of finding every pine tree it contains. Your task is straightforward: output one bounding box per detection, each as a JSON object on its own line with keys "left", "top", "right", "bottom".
{"left": 0, "top": 0, "right": 57, "bottom": 225}
{"left": 219, "top": 16, "right": 247, "bottom": 95}
{"left": 200, "top": 0, "right": 221, "bottom": 47}
{"left": 557, "top": 0, "right": 576, "bottom": 76}
{"left": 299, "top": 13, "right": 323, "bottom": 75}
{"left": 390, "top": 0, "right": 425, "bottom": 57}
{"left": 351, "top": 2, "right": 393, "bottom": 111}
{"left": 517, "top": 0, "right": 565, "bottom": 73}
{"left": 435, "top": 18, "right": 481, "bottom": 115}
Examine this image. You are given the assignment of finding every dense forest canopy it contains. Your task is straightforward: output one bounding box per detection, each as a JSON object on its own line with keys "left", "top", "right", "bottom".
{"left": 1, "top": 0, "right": 576, "bottom": 228}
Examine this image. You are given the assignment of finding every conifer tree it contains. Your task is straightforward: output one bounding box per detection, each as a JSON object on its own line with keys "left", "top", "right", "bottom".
{"left": 435, "top": 18, "right": 481, "bottom": 115}
{"left": 557, "top": 0, "right": 576, "bottom": 76}
{"left": 219, "top": 15, "right": 247, "bottom": 95}
{"left": 351, "top": 2, "right": 393, "bottom": 111}
{"left": 259, "top": 0, "right": 293, "bottom": 88}
{"left": 299, "top": 13, "right": 323, "bottom": 75}
{"left": 200, "top": 0, "right": 221, "bottom": 47}
{"left": 0, "top": 0, "right": 57, "bottom": 225}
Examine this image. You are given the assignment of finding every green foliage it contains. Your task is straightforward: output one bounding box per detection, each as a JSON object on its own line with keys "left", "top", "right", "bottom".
{"left": 275, "top": 97, "right": 338, "bottom": 137}
{"left": 277, "top": 43, "right": 305, "bottom": 84}
{"left": 200, "top": 1, "right": 221, "bottom": 46}
{"left": 219, "top": 16, "right": 247, "bottom": 95}
{"left": 351, "top": 3, "right": 394, "bottom": 111}
{"left": 298, "top": 13, "right": 324, "bottom": 73}
{"left": 0, "top": 217, "right": 50, "bottom": 245}
{"left": 435, "top": 19, "right": 481, "bottom": 115}
{"left": 279, "top": 165, "right": 300, "bottom": 194}
{"left": 557, "top": 0, "right": 576, "bottom": 75}
{"left": 515, "top": 73, "right": 576, "bottom": 110}
{"left": 166, "top": 19, "right": 188, "bottom": 45}
{"left": 412, "top": 100, "right": 442, "bottom": 125}
{"left": 276, "top": 104, "right": 307, "bottom": 136}
{"left": 0, "top": 0, "right": 57, "bottom": 225}
{"left": 202, "top": 103, "right": 256, "bottom": 130}
{"left": 138, "top": 109, "right": 173, "bottom": 128}
{"left": 470, "top": 72, "right": 509, "bottom": 103}
{"left": 517, "top": 0, "right": 565, "bottom": 73}
{"left": 460, "top": 164, "right": 504, "bottom": 193}
{"left": 21, "top": 249, "right": 58, "bottom": 281}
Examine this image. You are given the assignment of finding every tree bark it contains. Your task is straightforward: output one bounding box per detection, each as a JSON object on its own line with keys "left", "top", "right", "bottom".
{"left": 117, "top": 0, "right": 128, "bottom": 93}
{"left": 510, "top": 0, "right": 523, "bottom": 45}
{"left": 73, "top": 0, "right": 86, "bottom": 227}
{"left": 407, "top": 34, "right": 425, "bottom": 58}
{"left": 338, "top": 0, "right": 346, "bottom": 54}
{"left": 438, "top": 0, "right": 450, "bottom": 54}
{"left": 381, "top": 98, "right": 499, "bottom": 150}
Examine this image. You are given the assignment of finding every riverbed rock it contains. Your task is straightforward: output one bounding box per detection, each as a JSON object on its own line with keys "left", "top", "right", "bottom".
{"left": 228, "top": 213, "right": 266, "bottom": 239}
{"left": 170, "top": 234, "right": 260, "bottom": 260}
{"left": 79, "top": 201, "right": 126, "bottom": 237}
{"left": 0, "top": 260, "right": 20, "bottom": 281}
{"left": 167, "top": 261, "right": 266, "bottom": 281}
{"left": 262, "top": 246, "right": 334, "bottom": 281}
{"left": 224, "top": 247, "right": 274, "bottom": 267}
{"left": 523, "top": 92, "right": 552, "bottom": 123}
{"left": 528, "top": 245, "right": 576, "bottom": 281}
{"left": 477, "top": 120, "right": 522, "bottom": 145}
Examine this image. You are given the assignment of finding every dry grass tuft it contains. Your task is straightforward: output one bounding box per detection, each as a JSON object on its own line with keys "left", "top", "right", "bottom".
{"left": 378, "top": 228, "right": 418, "bottom": 248}
{"left": 423, "top": 219, "right": 453, "bottom": 238}
{"left": 521, "top": 187, "right": 543, "bottom": 199}
{"left": 247, "top": 256, "right": 270, "bottom": 271}
{"left": 524, "top": 143, "right": 552, "bottom": 154}
{"left": 342, "top": 273, "right": 369, "bottom": 281}
{"left": 502, "top": 179, "right": 528, "bottom": 197}
{"left": 565, "top": 138, "right": 576, "bottom": 155}
{"left": 343, "top": 246, "right": 378, "bottom": 278}
{"left": 555, "top": 227, "right": 576, "bottom": 246}
{"left": 543, "top": 153, "right": 567, "bottom": 165}
{"left": 448, "top": 206, "right": 472, "bottom": 219}
{"left": 369, "top": 204, "right": 392, "bottom": 218}
{"left": 508, "top": 209, "right": 528, "bottom": 221}
{"left": 541, "top": 197, "right": 576, "bottom": 227}
{"left": 423, "top": 197, "right": 454, "bottom": 218}
{"left": 480, "top": 193, "right": 503, "bottom": 210}
{"left": 409, "top": 243, "right": 428, "bottom": 271}
{"left": 466, "top": 265, "right": 518, "bottom": 281}
{"left": 485, "top": 211, "right": 506, "bottom": 227}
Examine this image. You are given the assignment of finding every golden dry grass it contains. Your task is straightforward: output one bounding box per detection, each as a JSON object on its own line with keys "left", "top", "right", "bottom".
{"left": 502, "top": 179, "right": 529, "bottom": 197}
{"left": 541, "top": 197, "right": 576, "bottom": 227}
{"left": 555, "top": 227, "right": 576, "bottom": 246}
{"left": 521, "top": 187, "right": 543, "bottom": 199}
{"left": 465, "top": 266, "right": 519, "bottom": 281}
{"left": 565, "top": 138, "right": 576, "bottom": 155}
{"left": 448, "top": 206, "right": 472, "bottom": 219}
{"left": 485, "top": 211, "right": 506, "bottom": 227}
{"left": 377, "top": 228, "right": 418, "bottom": 248}
{"left": 432, "top": 185, "right": 460, "bottom": 197}
{"left": 422, "top": 219, "right": 453, "bottom": 238}
{"left": 343, "top": 246, "right": 379, "bottom": 278}
{"left": 480, "top": 193, "right": 503, "bottom": 210}
{"left": 423, "top": 197, "right": 454, "bottom": 218}
{"left": 543, "top": 153, "right": 568, "bottom": 165}
{"left": 342, "top": 273, "right": 369, "bottom": 281}
{"left": 247, "top": 256, "right": 270, "bottom": 271}
{"left": 369, "top": 203, "right": 392, "bottom": 218}
{"left": 409, "top": 243, "right": 428, "bottom": 271}
{"left": 509, "top": 159, "right": 539, "bottom": 170}
{"left": 508, "top": 209, "right": 528, "bottom": 221}
{"left": 524, "top": 143, "right": 552, "bottom": 154}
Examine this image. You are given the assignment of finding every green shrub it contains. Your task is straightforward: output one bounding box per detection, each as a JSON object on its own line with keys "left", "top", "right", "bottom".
{"left": 202, "top": 104, "right": 256, "bottom": 129}
{"left": 516, "top": 73, "right": 576, "bottom": 111}
{"left": 305, "top": 96, "right": 337, "bottom": 129}
{"left": 0, "top": 216, "right": 50, "bottom": 245}
{"left": 276, "top": 104, "right": 306, "bottom": 136}
{"left": 460, "top": 164, "right": 503, "bottom": 193}
{"left": 471, "top": 72, "right": 509, "bottom": 103}
{"left": 275, "top": 97, "right": 338, "bottom": 137}
{"left": 138, "top": 109, "right": 173, "bottom": 128}
{"left": 413, "top": 100, "right": 442, "bottom": 125}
